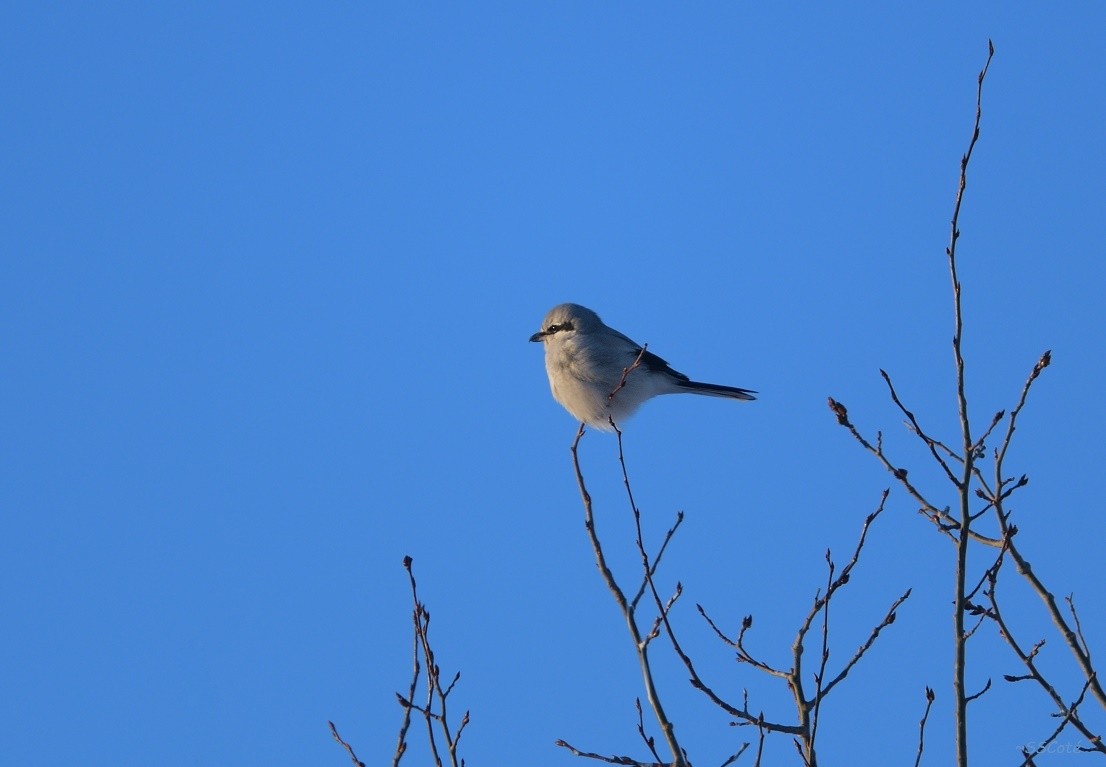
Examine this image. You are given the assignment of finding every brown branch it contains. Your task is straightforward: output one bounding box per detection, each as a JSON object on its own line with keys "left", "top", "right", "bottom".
{"left": 880, "top": 368, "right": 962, "bottom": 486}
{"left": 392, "top": 609, "right": 420, "bottom": 765}
{"left": 825, "top": 398, "right": 1004, "bottom": 548}
{"left": 806, "top": 552, "right": 835, "bottom": 761}
{"left": 613, "top": 414, "right": 685, "bottom": 763}
{"left": 913, "top": 687, "right": 935, "bottom": 767}
{"left": 635, "top": 698, "right": 665, "bottom": 766}
{"left": 568, "top": 384, "right": 686, "bottom": 766}
{"left": 1066, "top": 594, "right": 1092, "bottom": 659}
{"left": 980, "top": 350, "right": 1105, "bottom": 710}
{"left": 677, "top": 604, "right": 800, "bottom": 733}
{"left": 401, "top": 557, "right": 469, "bottom": 767}
{"left": 1000, "top": 538, "right": 1106, "bottom": 709}
{"left": 947, "top": 39, "right": 994, "bottom": 455}
{"left": 752, "top": 717, "right": 767, "bottom": 767}
{"left": 817, "top": 588, "right": 911, "bottom": 701}
{"left": 986, "top": 567, "right": 1106, "bottom": 754}
{"left": 331, "top": 556, "right": 468, "bottom": 767}
{"left": 719, "top": 742, "right": 751, "bottom": 767}
{"left": 696, "top": 609, "right": 788, "bottom": 680}
{"left": 944, "top": 41, "right": 995, "bottom": 767}
{"left": 556, "top": 739, "right": 665, "bottom": 767}
{"left": 687, "top": 492, "right": 905, "bottom": 758}
{"left": 826, "top": 400, "right": 946, "bottom": 526}
{"left": 329, "top": 721, "right": 367, "bottom": 767}
{"left": 632, "top": 513, "right": 684, "bottom": 611}
{"left": 996, "top": 350, "right": 1051, "bottom": 469}
{"left": 1018, "top": 677, "right": 1099, "bottom": 767}
{"left": 963, "top": 677, "right": 991, "bottom": 704}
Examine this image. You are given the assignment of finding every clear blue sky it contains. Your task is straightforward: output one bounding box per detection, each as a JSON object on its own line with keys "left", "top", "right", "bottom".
{"left": 3, "top": 3, "right": 1104, "bottom": 765}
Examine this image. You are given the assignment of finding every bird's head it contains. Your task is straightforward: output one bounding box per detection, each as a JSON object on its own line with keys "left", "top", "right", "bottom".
{"left": 529, "top": 303, "right": 602, "bottom": 344}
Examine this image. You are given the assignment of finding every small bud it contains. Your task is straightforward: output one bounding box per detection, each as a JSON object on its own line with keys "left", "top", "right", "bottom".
{"left": 1036, "top": 350, "right": 1052, "bottom": 374}
{"left": 828, "top": 397, "right": 849, "bottom": 425}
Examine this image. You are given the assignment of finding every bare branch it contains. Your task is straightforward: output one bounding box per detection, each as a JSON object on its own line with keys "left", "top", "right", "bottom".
{"left": 964, "top": 678, "right": 991, "bottom": 705}
{"left": 632, "top": 512, "right": 685, "bottom": 611}
{"left": 752, "top": 717, "right": 767, "bottom": 767}
{"left": 1000, "top": 538, "right": 1106, "bottom": 709}
{"left": 329, "top": 721, "right": 367, "bottom": 767}
{"left": 567, "top": 396, "right": 686, "bottom": 766}
{"left": 719, "top": 742, "right": 751, "bottom": 767}
{"left": 996, "top": 350, "right": 1052, "bottom": 470}
{"left": 913, "top": 687, "right": 935, "bottom": 767}
{"left": 944, "top": 42, "right": 995, "bottom": 767}
{"left": 817, "top": 588, "right": 911, "bottom": 700}
{"left": 987, "top": 566, "right": 1106, "bottom": 753}
{"left": 556, "top": 739, "right": 664, "bottom": 767}
{"left": 612, "top": 421, "right": 686, "bottom": 764}
{"left": 880, "top": 368, "right": 962, "bottom": 485}
{"left": 399, "top": 557, "right": 469, "bottom": 767}
{"left": 807, "top": 553, "right": 835, "bottom": 759}
{"left": 1066, "top": 594, "right": 1092, "bottom": 659}
{"left": 1018, "top": 677, "right": 1100, "bottom": 767}
{"left": 635, "top": 698, "right": 664, "bottom": 766}
{"left": 392, "top": 609, "right": 420, "bottom": 765}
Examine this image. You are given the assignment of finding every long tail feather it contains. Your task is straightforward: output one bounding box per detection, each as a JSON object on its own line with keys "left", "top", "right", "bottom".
{"left": 679, "top": 380, "right": 757, "bottom": 401}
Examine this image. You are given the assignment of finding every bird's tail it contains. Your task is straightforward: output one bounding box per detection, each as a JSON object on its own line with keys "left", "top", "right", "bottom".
{"left": 678, "top": 380, "right": 757, "bottom": 401}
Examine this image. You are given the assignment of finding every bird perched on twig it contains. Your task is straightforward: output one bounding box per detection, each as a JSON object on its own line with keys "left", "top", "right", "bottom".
{"left": 530, "top": 303, "right": 756, "bottom": 430}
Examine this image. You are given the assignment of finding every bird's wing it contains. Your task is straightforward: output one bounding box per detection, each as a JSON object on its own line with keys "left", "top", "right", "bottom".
{"left": 600, "top": 326, "right": 691, "bottom": 382}
{"left": 635, "top": 347, "right": 690, "bottom": 382}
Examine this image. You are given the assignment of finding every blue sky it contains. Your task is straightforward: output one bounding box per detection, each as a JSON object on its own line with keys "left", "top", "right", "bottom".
{"left": 3, "top": 3, "right": 1105, "bottom": 765}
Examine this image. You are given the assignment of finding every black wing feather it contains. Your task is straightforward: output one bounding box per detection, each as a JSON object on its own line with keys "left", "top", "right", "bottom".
{"left": 635, "top": 348, "right": 690, "bottom": 382}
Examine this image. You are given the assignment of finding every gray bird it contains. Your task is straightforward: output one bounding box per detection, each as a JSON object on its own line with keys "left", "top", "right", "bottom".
{"left": 530, "top": 303, "right": 756, "bottom": 430}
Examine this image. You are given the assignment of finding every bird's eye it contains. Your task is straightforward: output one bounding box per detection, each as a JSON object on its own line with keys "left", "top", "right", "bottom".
{"left": 547, "top": 323, "right": 560, "bottom": 334}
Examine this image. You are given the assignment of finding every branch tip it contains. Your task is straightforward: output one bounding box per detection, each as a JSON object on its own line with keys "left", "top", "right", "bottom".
{"left": 827, "top": 397, "right": 849, "bottom": 426}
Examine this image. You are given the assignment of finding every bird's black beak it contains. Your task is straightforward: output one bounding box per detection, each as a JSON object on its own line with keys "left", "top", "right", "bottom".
{"left": 529, "top": 331, "right": 545, "bottom": 343}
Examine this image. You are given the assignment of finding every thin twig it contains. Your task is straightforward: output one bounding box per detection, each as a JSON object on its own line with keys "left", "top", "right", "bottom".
{"left": 329, "top": 721, "right": 367, "bottom": 767}
{"left": 632, "top": 513, "right": 685, "bottom": 611}
{"left": 987, "top": 568, "right": 1106, "bottom": 753}
{"left": 817, "top": 588, "right": 911, "bottom": 701}
{"left": 567, "top": 367, "right": 686, "bottom": 766}
{"left": 635, "top": 698, "right": 664, "bottom": 766}
{"left": 807, "top": 552, "right": 835, "bottom": 760}
{"left": 947, "top": 42, "right": 995, "bottom": 767}
{"left": 556, "top": 739, "right": 664, "bottom": 766}
{"left": 719, "top": 742, "right": 751, "bottom": 767}
{"left": 753, "top": 716, "right": 767, "bottom": 767}
{"left": 982, "top": 351, "right": 1104, "bottom": 709}
{"left": 1017, "top": 677, "right": 1098, "bottom": 767}
{"left": 1066, "top": 594, "right": 1092, "bottom": 659}
{"left": 880, "top": 369, "right": 962, "bottom": 485}
{"left": 404, "top": 557, "right": 469, "bottom": 767}
{"left": 913, "top": 687, "right": 935, "bottom": 767}
{"left": 392, "top": 610, "right": 420, "bottom": 765}
{"left": 612, "top": 419, "right": 685, "bottom": 764}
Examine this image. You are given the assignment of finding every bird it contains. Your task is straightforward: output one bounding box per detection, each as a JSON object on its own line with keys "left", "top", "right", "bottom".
{"left": 529, "top": 303, "right": 756, "bottom": 430}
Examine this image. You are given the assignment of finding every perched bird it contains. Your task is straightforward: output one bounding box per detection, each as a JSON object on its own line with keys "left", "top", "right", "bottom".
{"left": 530, "top": 303, "right": 756, "bottom": 430}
